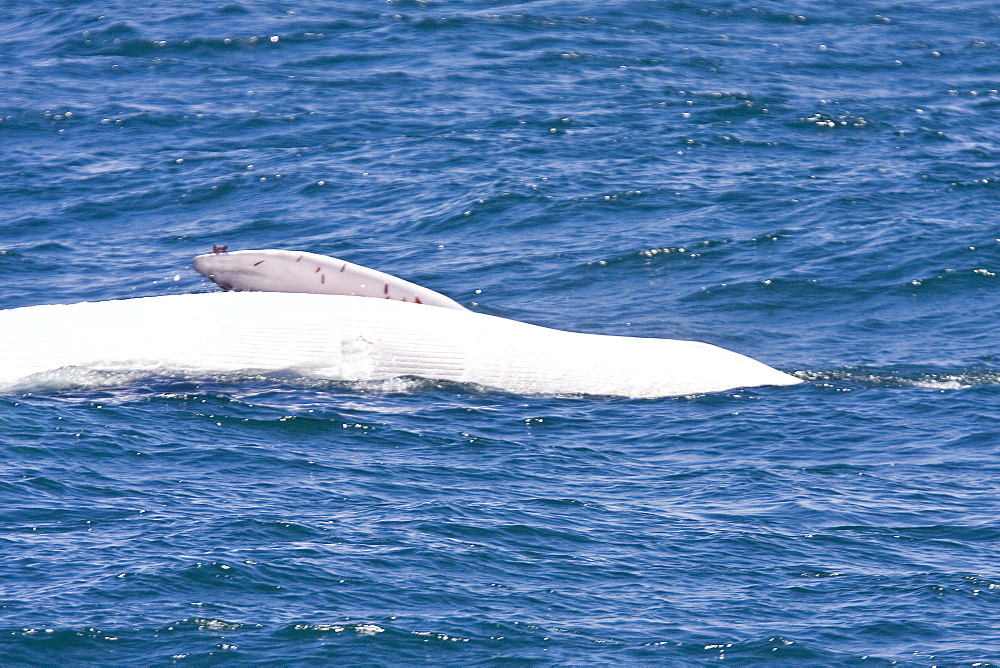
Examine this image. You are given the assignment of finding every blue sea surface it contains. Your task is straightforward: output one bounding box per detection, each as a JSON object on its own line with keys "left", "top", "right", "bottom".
{"left": 3, "top": 0, "right": 1000, "bottom": 664}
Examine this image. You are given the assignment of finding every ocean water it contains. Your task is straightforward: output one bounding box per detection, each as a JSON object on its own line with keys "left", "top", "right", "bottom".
{"left": 2, "top": 0, "right": 1000, "bottom": 664}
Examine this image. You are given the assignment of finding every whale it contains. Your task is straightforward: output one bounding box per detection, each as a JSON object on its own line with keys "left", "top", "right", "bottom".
{"left": 0, "top": 249, "right": 802, "bottom": 397}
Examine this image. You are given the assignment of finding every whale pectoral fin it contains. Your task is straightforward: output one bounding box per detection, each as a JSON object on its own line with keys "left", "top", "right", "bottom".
{"left": 191, "top": 248, "right": 467, "bottom": 311}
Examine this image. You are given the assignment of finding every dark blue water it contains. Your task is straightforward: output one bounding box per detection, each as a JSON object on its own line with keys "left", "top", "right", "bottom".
{"left": 3, "top": 0, "right": 1000, "bottom": 664}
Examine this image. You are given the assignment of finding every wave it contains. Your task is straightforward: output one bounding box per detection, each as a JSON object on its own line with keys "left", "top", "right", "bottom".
{"left": 795, "top": 366, "right": 1000, "bottom": 391}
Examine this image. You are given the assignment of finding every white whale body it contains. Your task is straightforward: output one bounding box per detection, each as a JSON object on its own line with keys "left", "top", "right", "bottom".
{"left": 0, "top": 250, "right": 802, "bottom": 397}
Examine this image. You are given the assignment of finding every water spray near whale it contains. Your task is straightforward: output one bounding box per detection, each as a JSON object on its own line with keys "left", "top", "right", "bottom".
{"left": 0, "top": 249, "right": 801, "bottom": 397}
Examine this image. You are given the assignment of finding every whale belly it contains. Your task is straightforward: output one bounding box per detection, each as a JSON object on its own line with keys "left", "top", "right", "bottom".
{"left": 0, "top": 292, "right": 800, "bottom": 397}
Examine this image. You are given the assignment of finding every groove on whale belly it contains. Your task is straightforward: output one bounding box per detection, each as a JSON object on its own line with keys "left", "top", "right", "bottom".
{"left": 0, "top": 291, "right": 801, "bottom": 397}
